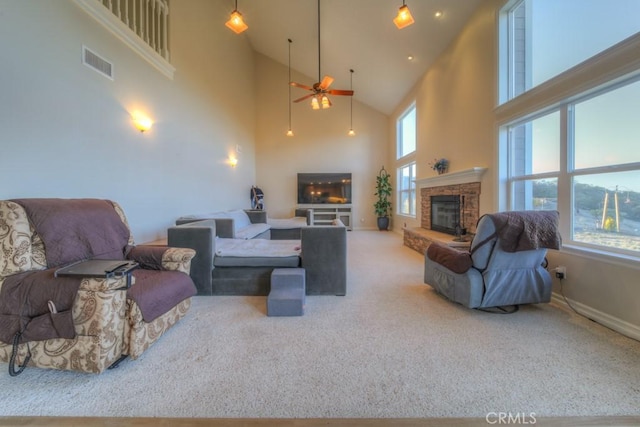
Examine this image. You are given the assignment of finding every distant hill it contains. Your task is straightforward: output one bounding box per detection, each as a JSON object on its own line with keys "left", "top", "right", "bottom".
{"left": 534, "top": 180, "right": 640, "bottom": 223}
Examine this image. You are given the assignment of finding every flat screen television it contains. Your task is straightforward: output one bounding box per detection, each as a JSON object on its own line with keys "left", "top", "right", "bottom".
{"left": 297, "top": 173, "right": 352, "bottom": 204}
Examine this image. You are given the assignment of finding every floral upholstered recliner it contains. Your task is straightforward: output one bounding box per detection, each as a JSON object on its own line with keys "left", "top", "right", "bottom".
{"left": 0, "top": 199, "right": 197, "bottom": 375}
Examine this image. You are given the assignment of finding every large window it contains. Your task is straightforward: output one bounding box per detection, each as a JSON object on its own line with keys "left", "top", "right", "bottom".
{"left": 505, "top": 80, "right": 640, "bottom": 256}
{"left": 396, "top": 104, "right": 417, "bottom": 218}
{"left": 398, "top": 163, "right": 416, "bottom": 217}
{"left": 501, "top": 0, "right": 640, "bottom": 103}
{"left": 500, "top": 0, "right": 640, "bottom": 259}
{"left": 397, "top": 105, "right": 416, "bottom": 159}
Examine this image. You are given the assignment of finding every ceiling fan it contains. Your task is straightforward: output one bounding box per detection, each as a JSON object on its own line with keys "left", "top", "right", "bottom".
{"left": 290, "top": 0, "right": 354, "bottom": 110}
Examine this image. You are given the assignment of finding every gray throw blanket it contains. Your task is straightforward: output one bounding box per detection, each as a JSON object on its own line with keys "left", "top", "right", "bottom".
{"left": 485, "top": 210, "right": 561, "bottom": 252}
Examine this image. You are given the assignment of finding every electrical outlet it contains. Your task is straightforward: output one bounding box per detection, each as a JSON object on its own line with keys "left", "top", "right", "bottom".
{"left": 555, "top": 266, "right": 566, "bottom": 279}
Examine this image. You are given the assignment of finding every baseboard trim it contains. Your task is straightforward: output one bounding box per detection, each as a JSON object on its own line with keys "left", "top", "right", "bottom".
{"left": 551, "top": 292, "right": 640, "bottom": 342}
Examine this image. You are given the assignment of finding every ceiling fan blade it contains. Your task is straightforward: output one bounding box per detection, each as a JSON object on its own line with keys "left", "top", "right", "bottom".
{"left": 293, "top": 93, "right": 315, "bottom": 103}
{"left": 319, "top": 75, "right": 334, "bottom": 90}
{"left": 327, "top": 89, "right": 354, "bottom": 96}
{"left": 290, "top": 81, "right": 313, "bottom": 91}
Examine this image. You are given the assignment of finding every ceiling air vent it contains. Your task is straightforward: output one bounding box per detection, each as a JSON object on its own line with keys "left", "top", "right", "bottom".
{"left": 82, "top": 45, "right": 114, "bottom": 80}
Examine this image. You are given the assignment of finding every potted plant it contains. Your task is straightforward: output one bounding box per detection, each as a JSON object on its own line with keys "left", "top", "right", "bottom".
{"left": 429, "top": 158, "right": 449, "bottom": 175}
{"left": 374, "top": 166, "right": 392, "bottom": 230}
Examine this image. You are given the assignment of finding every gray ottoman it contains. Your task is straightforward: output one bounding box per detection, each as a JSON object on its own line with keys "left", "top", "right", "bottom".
{"left": 268, "top": 268, "right": 306, "bottom": 316}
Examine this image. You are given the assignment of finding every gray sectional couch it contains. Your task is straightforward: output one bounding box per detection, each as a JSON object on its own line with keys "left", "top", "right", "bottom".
{"left": 167, "top": 211, "right": 346, "bottom": 296}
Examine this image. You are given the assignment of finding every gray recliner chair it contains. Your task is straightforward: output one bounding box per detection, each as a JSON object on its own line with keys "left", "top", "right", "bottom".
{"left": 424, "top": 210, "right": 561, "bottom": 310}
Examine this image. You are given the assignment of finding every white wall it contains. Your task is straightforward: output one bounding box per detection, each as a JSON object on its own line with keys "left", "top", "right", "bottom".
{"left": 254, "top": 53, "right": 389, "bottom": 229}
{"left": 0, "top": 0, "right": 256, "bottom": 243}
{"left": 389, "top": 0, "right": 640, "bottom": 338}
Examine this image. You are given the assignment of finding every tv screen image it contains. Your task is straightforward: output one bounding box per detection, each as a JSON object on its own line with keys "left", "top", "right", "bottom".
{"left": 297, "top": 173, "right": 352, "bottom": 204}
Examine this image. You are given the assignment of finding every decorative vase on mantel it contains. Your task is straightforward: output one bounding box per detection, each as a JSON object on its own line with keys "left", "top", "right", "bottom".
{"left": 430, "top": 158, "right": 449, "bottom": 176}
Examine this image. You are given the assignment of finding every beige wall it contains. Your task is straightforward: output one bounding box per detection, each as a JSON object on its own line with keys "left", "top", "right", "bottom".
{"left": 0, "top": 0, "right": 256, "bottom": 243}
{"left": 389, "top": 0, "right": 640, "bottom": 338}
{"left": 390, "top": 0, "right": 500, "bottom": 232}
{"left": 254, "top": 53, "right": 389, "bottom": 229}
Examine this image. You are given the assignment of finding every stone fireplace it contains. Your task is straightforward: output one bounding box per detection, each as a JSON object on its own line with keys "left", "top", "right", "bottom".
{"left": 403, "top": 167, "right": 486, "bottom": 254}
{"left": 421, "top": 182, "right": 481, "bottom": 235}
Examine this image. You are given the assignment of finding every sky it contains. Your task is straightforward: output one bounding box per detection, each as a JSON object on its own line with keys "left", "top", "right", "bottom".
{"left": 527, "top": 0, "right": 640, "bottom": 192}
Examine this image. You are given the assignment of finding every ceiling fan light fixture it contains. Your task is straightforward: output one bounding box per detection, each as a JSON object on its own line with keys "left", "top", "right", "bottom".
{"left": 226, "top": 1, "right": 248, "bottom": 34}
{"left": 321, "top": 95, "right": 331, "bottom": 109}
{"left": 290, "top": 0, "right": 354, "bottom": 111}
{"left": 394, "top": 3, "right": 415, "bottom": 29}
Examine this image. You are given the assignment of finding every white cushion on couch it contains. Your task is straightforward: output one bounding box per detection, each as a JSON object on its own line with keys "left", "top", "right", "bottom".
{"left": 225, "top": 209, "right": 251, "bottom": 231}
{"left": 235, "top": 223, "right": 270, "bottom": 239}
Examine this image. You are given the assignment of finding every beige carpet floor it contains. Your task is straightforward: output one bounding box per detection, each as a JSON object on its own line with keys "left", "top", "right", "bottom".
{"left": 1, "top": 231, "right": 639, "bottom": 419}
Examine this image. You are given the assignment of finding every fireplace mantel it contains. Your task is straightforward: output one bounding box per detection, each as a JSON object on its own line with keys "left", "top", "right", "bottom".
{"left": 415, "top": 167, "right": 487, "bottom": 188}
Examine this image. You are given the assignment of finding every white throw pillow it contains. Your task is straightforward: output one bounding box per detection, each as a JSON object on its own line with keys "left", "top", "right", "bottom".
{"left": 225, "top": 209, "right": 251, "bottom": 231}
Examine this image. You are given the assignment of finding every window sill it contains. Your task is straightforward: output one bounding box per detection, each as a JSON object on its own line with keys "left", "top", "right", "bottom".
{"left": 561, "top": 243, "right": 640, "bottom": 270}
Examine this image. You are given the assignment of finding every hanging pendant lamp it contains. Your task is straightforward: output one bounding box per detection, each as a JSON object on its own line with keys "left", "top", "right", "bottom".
{"left": 226, "top": 0, "right": 248, "bottom": 34}
{"left": 286, "top": 39, "right": 294, "bottom": 137}
{"left": 348, "top": 69, "right": 355, "bottom": 136}
{"left": 394, "top": 0, "right": 415, "bottom": 29}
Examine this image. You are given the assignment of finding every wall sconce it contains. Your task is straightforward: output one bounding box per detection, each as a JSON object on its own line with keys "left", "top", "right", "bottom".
{"left": 132, "top": 112, "right": 153, "bottom": 133}
{"left": 229, "top": 156, "right": 238, "bottom": 168}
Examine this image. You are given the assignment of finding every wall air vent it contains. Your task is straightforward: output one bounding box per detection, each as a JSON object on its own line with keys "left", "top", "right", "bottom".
{"left": 82, "top": 45, "right": 114, "bottom": 80}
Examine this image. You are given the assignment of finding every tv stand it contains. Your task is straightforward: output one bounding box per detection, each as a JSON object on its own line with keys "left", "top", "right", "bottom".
{"left": 298, "top": 204, "right": 352, "bottom": 230}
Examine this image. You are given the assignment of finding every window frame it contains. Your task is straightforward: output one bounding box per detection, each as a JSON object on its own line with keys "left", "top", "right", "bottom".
{"left": 503, "top": 77, "right": 640, "bottom": 261}
{"left": 397, "top": 162, "right": 417, "bottom": 218}
{"left": 498, "top": 4, "right": 640, "bottom": 264}
{"left": 396, "top": 103, "right": 416, "bottom": 160}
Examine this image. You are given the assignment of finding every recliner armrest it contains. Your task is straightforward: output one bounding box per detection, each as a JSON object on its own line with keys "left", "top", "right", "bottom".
{"left": 426, "top": 242, "right": 472, "bottom": 274}
{"left": 128, "top": 245, "right": 195, "bottom": 274}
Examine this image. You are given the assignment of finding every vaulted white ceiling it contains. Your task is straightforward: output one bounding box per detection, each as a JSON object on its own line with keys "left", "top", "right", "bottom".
{"left": 234, "top": 0, "right": 485, "bottom": 115}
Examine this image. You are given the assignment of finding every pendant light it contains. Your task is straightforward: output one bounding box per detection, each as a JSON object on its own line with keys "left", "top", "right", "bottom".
{"left": 348, "top": 69, "right": 355, "bottom": 136}
{"left": 286, "top": 39, "right": 294, "bottom": 137}
{"left": 226, "top": 0, "right": 248, "bottom": 34}
{"left": 393, "top": 0, "right": 415, "bottom": 29}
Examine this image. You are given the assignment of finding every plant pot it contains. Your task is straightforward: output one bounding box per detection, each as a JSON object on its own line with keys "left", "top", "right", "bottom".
{"left": 377, "top": 217, "right": 390, "bottom": 231}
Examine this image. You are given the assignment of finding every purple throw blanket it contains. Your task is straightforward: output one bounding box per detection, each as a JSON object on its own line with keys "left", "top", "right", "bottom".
{"left": 11, "top": 198, "right": 130, "bottom": 268}
{"left": 128, "top": 269, "right": 196, "bottom": 322}
{"left": 485, "top": 210, "right": 561, "bottom": 252}
{"left": 0, "top": 269, "right": 80, "bottom": 344}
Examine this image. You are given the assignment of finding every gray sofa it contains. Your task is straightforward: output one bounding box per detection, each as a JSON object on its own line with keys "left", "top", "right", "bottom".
{"left": 167, "top": 219, "right": 346, "bottom": 296}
